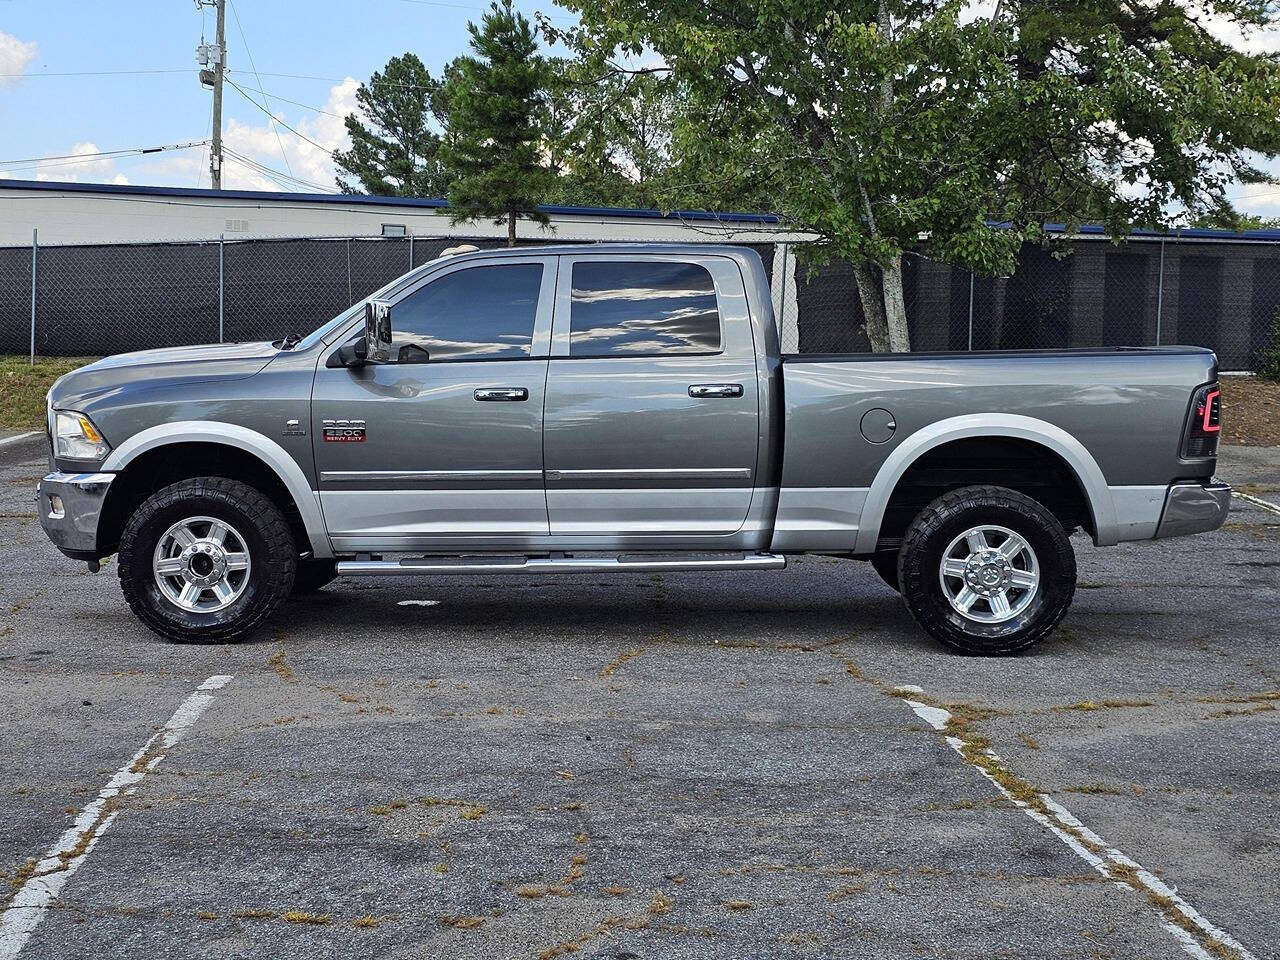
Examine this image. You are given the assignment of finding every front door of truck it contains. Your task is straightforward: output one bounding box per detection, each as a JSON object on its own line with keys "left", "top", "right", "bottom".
{"left": 542, "top": 254, "right": 760, "bottom": 541}
{"left": 311, "top": 255, "right": 555, "bottom": 553}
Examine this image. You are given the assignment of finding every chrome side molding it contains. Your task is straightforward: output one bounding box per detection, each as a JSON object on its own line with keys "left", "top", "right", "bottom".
{"left": 335, "top": 552, "right": 786, "bottom": 576}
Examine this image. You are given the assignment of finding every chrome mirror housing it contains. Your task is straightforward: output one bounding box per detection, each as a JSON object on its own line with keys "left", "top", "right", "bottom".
{"left": 364, "top": 299, "right": 393, "bottom": 363}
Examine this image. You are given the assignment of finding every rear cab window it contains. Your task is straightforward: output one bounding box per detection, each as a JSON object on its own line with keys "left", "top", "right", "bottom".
{"left": 568, "top": 261, "right": 722, "bottom": 357}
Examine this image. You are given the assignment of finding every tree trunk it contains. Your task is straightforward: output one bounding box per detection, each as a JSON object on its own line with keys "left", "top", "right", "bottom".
{"left": 853, "top": 262, "right": 891, "bottom": 353}
{"left": 881, "top": 252, "right": 911, "bottom": 353}
{"left": 507, "top": 210, "right": 517, "bottom": 247}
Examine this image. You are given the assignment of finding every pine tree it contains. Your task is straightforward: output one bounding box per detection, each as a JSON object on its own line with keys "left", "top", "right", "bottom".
{"left": 441, "top": 0, "right": 553, "bottom": 245}
{"left": 334, "top": 54, "right": 449, "bottom": 197}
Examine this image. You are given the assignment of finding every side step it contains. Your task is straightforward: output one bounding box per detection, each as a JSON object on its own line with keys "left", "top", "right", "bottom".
{"left": 335, "top": 553, "right": 787, "bottom": 576}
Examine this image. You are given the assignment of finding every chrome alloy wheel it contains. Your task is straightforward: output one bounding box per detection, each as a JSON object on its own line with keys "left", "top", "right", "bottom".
{"left": 152, "top": 516, "right": 251, "bottom": 613}
{"left": 938, "top": 524, "right": 1039, "bottom": 624}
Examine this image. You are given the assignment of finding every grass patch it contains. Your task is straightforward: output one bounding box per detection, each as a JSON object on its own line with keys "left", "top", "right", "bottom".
{"left": 0, "top": 356, "right": 98, "bottom": 430}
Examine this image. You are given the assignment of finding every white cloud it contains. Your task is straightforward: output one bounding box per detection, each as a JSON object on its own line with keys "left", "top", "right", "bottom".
{"left": 1197, "top": 7, "right": 1280, "bottom": 55}
{"left": 1228, "top": 154, "right": 1280, "bottom": 220}
{"left": 0, "top": 141, "right": 130, "bottom": 184}
{"left": 0, "top": 31, "right": 37, "bottom": 84}
{"left": 221, "top": 78, "right": 357, "bottom": 192}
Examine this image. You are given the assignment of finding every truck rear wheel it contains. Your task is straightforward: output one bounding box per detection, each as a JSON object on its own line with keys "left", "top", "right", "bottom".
{"left": 897, "top": 485, "right": 1075, "bottom": 655}
{"left": 118, "top": 477, "right": 296, "bottom": 644}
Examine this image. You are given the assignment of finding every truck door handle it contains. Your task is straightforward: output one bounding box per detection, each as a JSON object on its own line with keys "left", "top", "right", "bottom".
{"left": 474, "top": 387, "right": 529, "bottom": 402}
{"left": 688, "top": 383, "right": 744, "bottom": 399}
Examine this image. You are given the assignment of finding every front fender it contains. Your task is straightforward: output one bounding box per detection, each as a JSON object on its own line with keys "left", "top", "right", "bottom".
{"left": 102, "top": 421, "right": 331, "bottom": 559}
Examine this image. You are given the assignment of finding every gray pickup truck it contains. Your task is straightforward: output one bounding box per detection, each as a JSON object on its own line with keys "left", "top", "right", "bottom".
{"left": 36, "top": 243, "right": 1229, "bottom": 654}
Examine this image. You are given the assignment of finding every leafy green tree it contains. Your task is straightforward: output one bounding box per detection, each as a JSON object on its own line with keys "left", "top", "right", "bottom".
{"left": 552, "top": 69, "right": 682, "bottom": 209}
{"left": 1000, "top": 1, "right": 1280, "bottom": 232}
{"left": 334, "top": 53, "right": 450, "bottom": 197}
{"left": 554, "top": 0, "right": 1280, "bottom": 351}
{"left": 442, "top": 0, "right": 554, "bottom": 245}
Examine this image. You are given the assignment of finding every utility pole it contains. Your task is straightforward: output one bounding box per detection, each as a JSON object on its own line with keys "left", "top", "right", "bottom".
{"left": 196, "top": 0, "right": 227, "bottom": 189}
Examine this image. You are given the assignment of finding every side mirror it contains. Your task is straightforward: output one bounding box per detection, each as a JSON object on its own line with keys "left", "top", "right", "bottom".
{"left": 330, "top": 338, "right": 367, "bottom": 369}
{"left": 365, "top": 299, "right": 393, "bottom": 364}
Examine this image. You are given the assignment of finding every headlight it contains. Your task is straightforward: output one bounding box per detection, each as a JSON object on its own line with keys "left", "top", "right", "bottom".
{"left": 54, "top": 411, "right": 111, "bottom": 461}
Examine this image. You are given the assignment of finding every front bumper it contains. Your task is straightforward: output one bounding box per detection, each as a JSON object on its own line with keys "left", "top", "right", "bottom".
{"left": 1155, "top": 480, "right": 1232, "bottom": 540}
{"left": 36, "top": 471, "right": 114, "bottom": 560}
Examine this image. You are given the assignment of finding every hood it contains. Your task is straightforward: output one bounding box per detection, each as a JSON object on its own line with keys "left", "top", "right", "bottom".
{"left": 49, "top": 341, "right": 281, "bottom": 411}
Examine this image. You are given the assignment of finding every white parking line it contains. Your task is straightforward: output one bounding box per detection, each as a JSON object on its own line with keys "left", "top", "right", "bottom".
{"left": 896, "top": 691, "right": 1256, "bottom": 960}
{"left": 0, "top": 675, "right": 232, "bottom": 960}
{"left": 0, "top": 432, "right": 38, "bottom": 449}
{"left": 1232, "top": 490, "right": 1280, "bottom": 517}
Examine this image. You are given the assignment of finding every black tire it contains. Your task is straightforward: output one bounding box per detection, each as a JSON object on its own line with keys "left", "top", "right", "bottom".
{"left": 898, "top": 485, "right": 1075, "bottom": 656}
{"left": 292, "top": 559, "right": 338, "bottom": 595}
{"left": 869, "top": 551, "right": 900, "bottom": 592}
{"left": 118, "top": 477, "right": 296, "bottom": 644}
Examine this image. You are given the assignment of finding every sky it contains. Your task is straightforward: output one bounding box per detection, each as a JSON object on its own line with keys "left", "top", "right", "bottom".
{"left": 1, "top": 1, "right": 1279, "bottom": 218}
{"left": 0, "top": 0, "right": 571, "bottom": 194}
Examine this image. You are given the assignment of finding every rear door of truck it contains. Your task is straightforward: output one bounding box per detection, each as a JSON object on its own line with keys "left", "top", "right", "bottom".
{"left": 542, "top": 253, "right": 760, "bottom": 538}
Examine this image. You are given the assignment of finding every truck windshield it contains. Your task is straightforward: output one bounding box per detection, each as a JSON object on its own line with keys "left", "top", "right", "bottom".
{"left": 291, "top": 264, "right": 418, "bottom": 352}
{"left": 291, "top": 307, "right": 361, "bottom": 352}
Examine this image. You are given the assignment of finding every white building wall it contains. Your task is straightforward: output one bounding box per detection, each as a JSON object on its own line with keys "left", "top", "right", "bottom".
{"left": 0, "top": 183, "right": 798, "bottom": 247}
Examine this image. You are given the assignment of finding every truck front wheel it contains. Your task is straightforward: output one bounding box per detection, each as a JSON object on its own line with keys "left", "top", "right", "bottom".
{"left": 117, "top": 478, "right": 297, "bottom": 644}
{"left": 869, "top": 552, "right": 901, "bottom": 592}
{"left": 897, "top": 485, "right": 1076, "bottom": 655}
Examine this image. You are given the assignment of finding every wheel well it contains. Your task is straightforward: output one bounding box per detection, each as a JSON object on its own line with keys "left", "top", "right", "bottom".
{"left": 875, "top": 436, "right": 1093, "bottom": 551}
{"left": 97, "top": 442, "right": 310, "bottom": 557}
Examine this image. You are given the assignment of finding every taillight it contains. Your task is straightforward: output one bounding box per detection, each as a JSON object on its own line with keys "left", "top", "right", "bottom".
{"left": 1184, "top": 384, "right": 1221, "bottom": 459}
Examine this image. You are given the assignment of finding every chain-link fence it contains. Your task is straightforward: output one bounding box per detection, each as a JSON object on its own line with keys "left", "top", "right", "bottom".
{"left": 779, "top": 237, "right": 1280, "bottom": 369}
{"left": 2, "top": 232, "right": 1277, "bottom": 369}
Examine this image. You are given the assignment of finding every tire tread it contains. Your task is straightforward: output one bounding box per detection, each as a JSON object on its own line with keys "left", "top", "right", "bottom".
{"left": 118, "top": 477, "right": 295, "bottom": 644}
{"left": 897, "top": 484, "right": 1075, "bottom": 655}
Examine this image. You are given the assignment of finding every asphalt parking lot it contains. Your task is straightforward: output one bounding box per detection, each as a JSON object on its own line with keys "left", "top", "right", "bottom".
{"left": 0, "top": 435, "right": 1276, "bottom": 960}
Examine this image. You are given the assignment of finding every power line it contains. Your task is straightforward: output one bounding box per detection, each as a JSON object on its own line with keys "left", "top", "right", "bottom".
{"left": 226, "top": 68, "right": 434, "bottom": 92}
{"left": 227, "top": 0, "right": 294, "bottom": 178}
{"left": 223, "top": 147, "right": 338, "bottom": 193}
{"left": 225, "top": 77, "right": 336, "bottom": 154}
{"left": 0, "top": 68, "right": 194, "bottom": 78}
{"left": 0, "top": 141, "right": 209, "bottom": 167}
{"left": 233, "top": 87, "right": 347, "bottom": 119}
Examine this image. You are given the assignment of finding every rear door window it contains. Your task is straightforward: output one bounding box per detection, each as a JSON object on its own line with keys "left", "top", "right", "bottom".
{"left": 568, "top": 261, "right": 721, "bottom": 357}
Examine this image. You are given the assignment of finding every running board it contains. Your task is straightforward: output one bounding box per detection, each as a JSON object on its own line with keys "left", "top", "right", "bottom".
{"left": 335, "top": 553, "right": 787, "bottom": 576}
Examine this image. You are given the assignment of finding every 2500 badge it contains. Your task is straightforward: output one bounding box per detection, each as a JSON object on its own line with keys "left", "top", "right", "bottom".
{"left": 322, "top": 419, "right": 366, "bottom": 443}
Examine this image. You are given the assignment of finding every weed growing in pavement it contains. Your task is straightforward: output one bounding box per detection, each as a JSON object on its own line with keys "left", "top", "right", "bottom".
{"left": 440, "top": 914, "right": 486, "bottom": 929}
{"left": 266, "top": 649, "right": 296, "bottom": 683}
{"left": 281, "top": 911, "right": 331, "bottom": 924}
{"left": 600, "top": 647, "right": 642, "bottom": 677}
{"left": 884, "top": 687, "right": 1244, "bottom": 960}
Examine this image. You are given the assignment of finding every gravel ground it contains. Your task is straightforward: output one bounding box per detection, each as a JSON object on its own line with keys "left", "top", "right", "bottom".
{"left": 0, "top": 438, "right": 1276, "bottom": 960}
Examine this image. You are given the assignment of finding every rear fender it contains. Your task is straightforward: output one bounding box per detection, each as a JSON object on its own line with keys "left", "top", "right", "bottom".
{"left": 855, "top": 414, "right": 1115, "bottom": 553}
